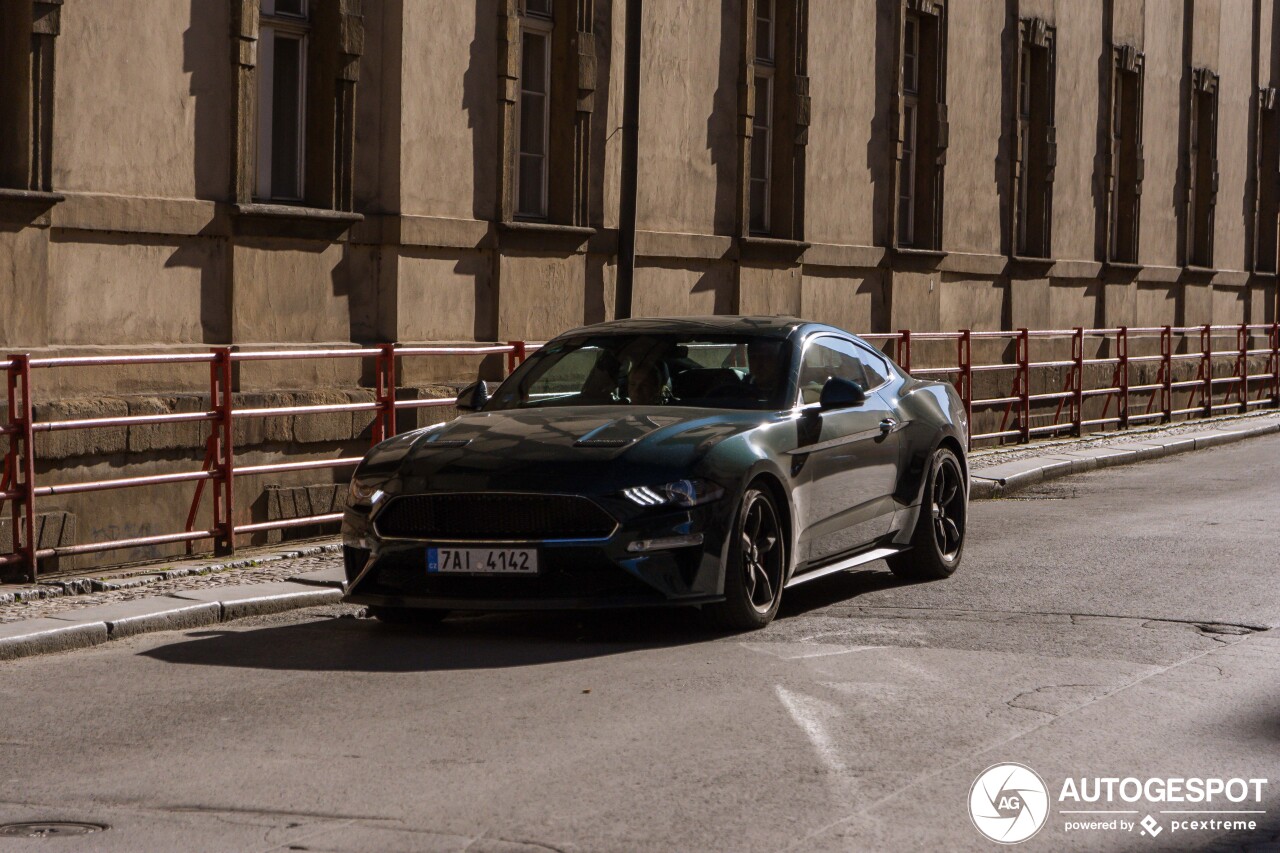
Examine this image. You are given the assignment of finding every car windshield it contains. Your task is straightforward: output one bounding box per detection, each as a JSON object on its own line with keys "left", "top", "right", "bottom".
{"left": 486, "top": 333, "right": 793, "bottom": 411}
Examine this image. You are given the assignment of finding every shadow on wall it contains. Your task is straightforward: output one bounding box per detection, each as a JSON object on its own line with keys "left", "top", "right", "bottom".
{"left": 708, "top": 0, "right": 740, "bottom": 236}
{"left": 464, "top": 0, "right": 499, "bottom": 221}
{"left": 870, "top": 0, "right": 896, "bottom": 246}
{"left": 179, "top": 0, "right": 233, "bottom": 345}
{"left": 995, "top": 0, "right": 1016, "bottom": 256}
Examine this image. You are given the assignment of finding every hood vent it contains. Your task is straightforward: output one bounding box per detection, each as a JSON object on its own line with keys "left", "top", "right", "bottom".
{"left": 422, "top": 439, "right": 471, "bottom": 448}
{"left": 574, "top": 438, "right": 634, "bottom": 448}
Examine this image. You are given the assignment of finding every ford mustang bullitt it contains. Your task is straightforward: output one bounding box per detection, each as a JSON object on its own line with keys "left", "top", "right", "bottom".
{"left": 342, "top": 316, "right": 968, "bottom": 630}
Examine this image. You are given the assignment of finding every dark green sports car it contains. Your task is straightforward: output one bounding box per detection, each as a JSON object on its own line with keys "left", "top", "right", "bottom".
{"left": 342, "top": 316, "right": 969, "bottom": 630}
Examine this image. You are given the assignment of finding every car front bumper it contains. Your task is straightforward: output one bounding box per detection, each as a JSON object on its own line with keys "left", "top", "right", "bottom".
{"left": 341, "top": 496, "right": 732, "bottom": 611}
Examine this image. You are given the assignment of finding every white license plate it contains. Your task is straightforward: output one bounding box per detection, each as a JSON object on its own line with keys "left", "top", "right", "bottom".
{"left": 427, "top": 547, "right": 538, "bottom": 575}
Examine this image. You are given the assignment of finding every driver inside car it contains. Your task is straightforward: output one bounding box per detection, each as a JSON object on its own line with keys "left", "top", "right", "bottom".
{"left": 626, "top": 360, "right": 672, "bottom": 405}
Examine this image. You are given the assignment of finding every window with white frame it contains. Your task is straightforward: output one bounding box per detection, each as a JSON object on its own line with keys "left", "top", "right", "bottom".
{"left": 517, "top": 0, "right": 553, "bottom": 218}
{"left": 256, "top": 0, "right": 308, "bottom": 202}
{"left": 749, "top": 0, "right": 775, "bottom": 234}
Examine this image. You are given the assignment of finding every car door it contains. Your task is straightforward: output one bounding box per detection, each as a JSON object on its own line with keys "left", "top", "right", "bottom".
{"left": 793, "top": 336, "right": 902, "bottom": 564}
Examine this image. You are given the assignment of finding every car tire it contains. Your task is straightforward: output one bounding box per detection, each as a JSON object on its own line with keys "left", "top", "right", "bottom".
{"left": 888, "top": 446, "right": 966, "bottom": 581}
{"left": 368, "top": 606, "right": 450, "bottom": 626}
{"left": 705, "top": 485, "right": 787, "bottom": 631}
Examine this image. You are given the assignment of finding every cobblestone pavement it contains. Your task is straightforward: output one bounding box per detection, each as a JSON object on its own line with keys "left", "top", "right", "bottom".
{"left": 0, "top": 551, "right": 342, "bottom": 625}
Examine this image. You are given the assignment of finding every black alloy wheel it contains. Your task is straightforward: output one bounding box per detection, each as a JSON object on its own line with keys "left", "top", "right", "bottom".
{"left": 706, "top": 486, "right": 786, "bottom": 630}
{"left": 888, "top": 447, "right": 966, "bottom": 581}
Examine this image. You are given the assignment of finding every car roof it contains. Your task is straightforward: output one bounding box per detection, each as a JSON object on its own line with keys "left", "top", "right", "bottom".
{"left": 556, "top": 315, "right": 843, "bottom": 340}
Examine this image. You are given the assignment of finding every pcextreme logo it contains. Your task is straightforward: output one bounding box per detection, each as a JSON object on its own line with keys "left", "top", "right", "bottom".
{"left": 968, "top": 763, "right": 1051, "bottom": 844}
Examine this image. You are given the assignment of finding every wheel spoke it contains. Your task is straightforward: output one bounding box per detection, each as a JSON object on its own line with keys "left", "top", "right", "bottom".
{"left": 744, "top": 561, "right": 758, "bottom": 600}
{"left": 940, "top": 474, "right": 958, "bottom": 506}
{"left": 942, "top": 517, "right": 961, "bottom": 548}
{"left": 751, "top": 561, "right": 775, "bottom": 605}
{"left": 746, "top": 504, "right": 762, "bottom": 539}
{"left": 759, "top": 533, "right": 778, "bottom": 554}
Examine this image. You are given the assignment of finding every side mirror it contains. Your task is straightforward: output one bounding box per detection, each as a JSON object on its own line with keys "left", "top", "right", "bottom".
{"left": 819, "top": 377, "right": 866, "bottom": 410}
{"left": 455, "top": 379, "right": 490, "bottom": 412}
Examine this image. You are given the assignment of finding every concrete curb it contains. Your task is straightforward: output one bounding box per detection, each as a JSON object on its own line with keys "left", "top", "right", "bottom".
{"left": 0, "top": 542, "right": 342, "bottom": 604}
{"left": 0, "top": 579, "right": 346, "bottom": 663}
{"left": 970, "top": 418, "right": 1280, "bottom": 499}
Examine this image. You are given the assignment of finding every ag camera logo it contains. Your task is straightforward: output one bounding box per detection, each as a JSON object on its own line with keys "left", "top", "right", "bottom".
{"left": 969, "top": 763, "right": 1051, "bottom": 844}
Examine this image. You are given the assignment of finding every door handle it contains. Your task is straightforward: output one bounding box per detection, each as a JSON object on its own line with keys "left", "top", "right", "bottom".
{"left": 879, "top": 418, "right": 897, "bottom": 434}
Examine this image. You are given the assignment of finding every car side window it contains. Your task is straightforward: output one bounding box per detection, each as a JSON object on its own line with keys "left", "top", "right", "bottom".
{"left": 853, "top": 342, "right": 891, "bottom": 388}
{"left": 797, "top": 337, "right": 889, "bottom": 405}
{"left": 798, "top": 338, "right": 865, "bottom": 404}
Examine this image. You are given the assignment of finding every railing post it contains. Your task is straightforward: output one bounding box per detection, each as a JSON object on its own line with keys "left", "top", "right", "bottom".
{"left": 1236, "top": 323, "right": 1249, "bottom": 412}
{"left": 1272, "top": 322, "right": 1280, "bottom": 407}
{"left": 958, "top": 330, "right": 973, "bottom": 450}
{"left": 374, "top": 343, "right": 397, "bottom": 445}
{"left": 1201, "top": 323, "right": 1213, "bottom": 418}
{"left": 1018, "top": 328, "right": 1030, "bottom": 443}
{"left": 506, "top": 340, "right": 527, "bottom": 375}
{"left": 211, "top": 347, "right": 235, "bottom": 557}
{"left": 1072, "top": 327, "right": 1084, "bottom": 436}
{"left": 1117, "top": 326, "right": 1129, "bottom": 430}
{"left": 1161, "top": 326, "right": 1173, "bottom": 422}
{"left": 6, "top": 355, "right": 37, "bottom": 582}
{"left": 898, "top": 329, "right": 912, "bottom": 374}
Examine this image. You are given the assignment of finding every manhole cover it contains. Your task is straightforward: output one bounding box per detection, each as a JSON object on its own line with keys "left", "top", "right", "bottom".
{"left": 0, "top": 822, "right": 108, "bottom": 838}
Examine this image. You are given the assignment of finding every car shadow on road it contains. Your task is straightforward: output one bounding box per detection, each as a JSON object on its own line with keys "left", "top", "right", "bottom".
{"left": 141, "top": 607, "right": 720, "bottom": 673}
{"left": 141, "top": 568, "right": 921, "bottom": 673}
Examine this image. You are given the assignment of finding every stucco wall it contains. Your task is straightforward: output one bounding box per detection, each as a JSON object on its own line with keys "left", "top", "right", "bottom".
{"left": 636, "top": 0, "right": 739, "bottom": 236}
{"left": 805, "top": 0, "right": 880, "bottom": 249}
{"left": 53, "top": 0, "right": 231, "bottom": 200}
{"left": 943, "top": 0, "right": 1005, "bottom": 255}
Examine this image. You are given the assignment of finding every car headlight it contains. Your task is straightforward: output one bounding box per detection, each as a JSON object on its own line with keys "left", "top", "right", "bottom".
{"left": 347, "top": 476, "right": 384, "bottom": 507}
{"left": 622, "top": 479, "right": 725, "bottom": 508}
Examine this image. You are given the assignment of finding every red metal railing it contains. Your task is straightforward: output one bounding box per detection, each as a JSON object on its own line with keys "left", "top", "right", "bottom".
{"left": 3, "top": 323, "right": 1279, "bottom": 581}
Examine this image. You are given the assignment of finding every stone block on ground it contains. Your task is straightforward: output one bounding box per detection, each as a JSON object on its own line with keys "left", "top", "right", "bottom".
{"left": 169, "top": 580, "right": 342, "bottom": 619}
{"left": 0, "top": 617, "right": 108, "bottom": 660}
{"left": 47, "top": 597, "right": 221, "bottom": 638}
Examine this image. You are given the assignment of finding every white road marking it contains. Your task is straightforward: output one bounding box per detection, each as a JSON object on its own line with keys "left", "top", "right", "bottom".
{"left": 775, "top": 685, "right": 848, "bottom": 777}
{"left": 740, "top": 642, "right": 877, "bottom": 660}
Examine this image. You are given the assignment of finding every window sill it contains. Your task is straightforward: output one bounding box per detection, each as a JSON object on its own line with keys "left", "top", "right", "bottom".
{"left": 233, "top": 203, "right": 363, "bottom": 239}
{"left": 1181, "top": 265, "right": 1217, "bottom": 281}
{"left": 0, "top": 188, "right": 65, "bottom": 225}
{"left": 738, "top": 235, "right": 811, "bottom": 261}
{"left": 498, "top": 220, "right": 596, "bottom": 251}
{"left": 889, "top": 245, "right": 946, "bottom": 270}
{"left": 1008, "top": 254, "right": 1055, "bottom": 274}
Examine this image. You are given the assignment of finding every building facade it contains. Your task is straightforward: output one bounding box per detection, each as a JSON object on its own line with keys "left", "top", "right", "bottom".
{"left": 0, "top": 0, "right": 1276, "bottom": 369}
{"left": 1, "top": 0, "right": 1278, "bottom": 568}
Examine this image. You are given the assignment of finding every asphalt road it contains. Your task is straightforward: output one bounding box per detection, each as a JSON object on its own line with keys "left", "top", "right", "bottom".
{"left": 2, "top": 435, "right": 1279, "bottom": 852}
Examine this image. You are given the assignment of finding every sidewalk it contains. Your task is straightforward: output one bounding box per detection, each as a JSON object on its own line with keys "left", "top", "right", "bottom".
{"left": 2, "top": 409, "right": 1278, "bottom": 661}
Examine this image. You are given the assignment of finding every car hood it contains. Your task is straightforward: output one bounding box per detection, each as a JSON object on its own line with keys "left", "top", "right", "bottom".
{"left": 383, "top": 405, "right": 767, "bottom": 494}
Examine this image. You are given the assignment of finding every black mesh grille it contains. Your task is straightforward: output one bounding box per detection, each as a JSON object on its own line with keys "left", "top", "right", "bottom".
{"left": 374, "top": 494, "right": 617, "bottom": 541}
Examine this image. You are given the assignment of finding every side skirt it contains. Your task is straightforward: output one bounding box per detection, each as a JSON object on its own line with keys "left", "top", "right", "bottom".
{"left": 783, "top": 546, "right": 905, "bottom": 589}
